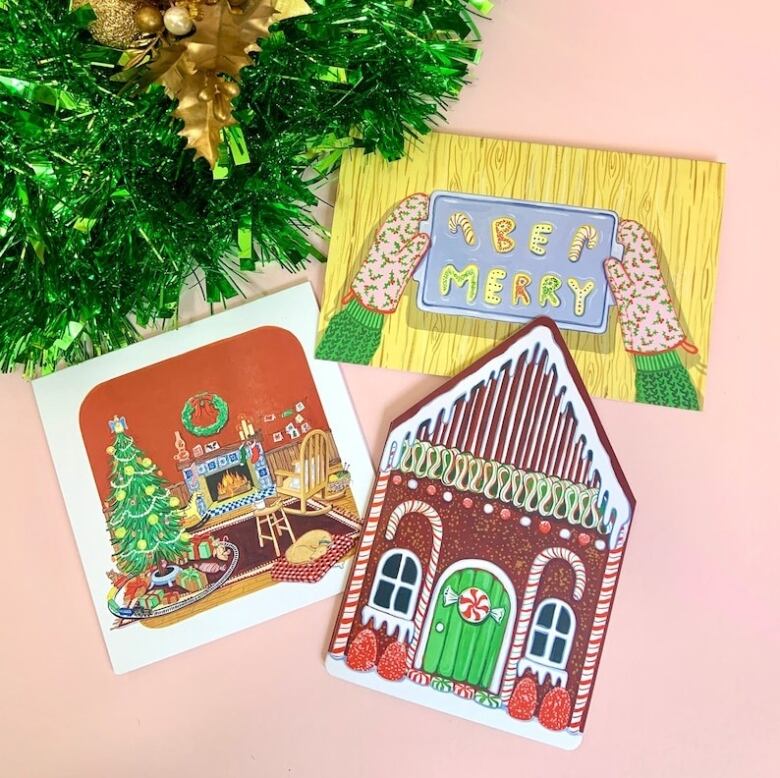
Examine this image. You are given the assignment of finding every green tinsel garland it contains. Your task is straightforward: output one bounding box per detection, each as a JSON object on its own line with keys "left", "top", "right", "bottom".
{"left": 0, "top": 0, "right": 486, "bottom": 374}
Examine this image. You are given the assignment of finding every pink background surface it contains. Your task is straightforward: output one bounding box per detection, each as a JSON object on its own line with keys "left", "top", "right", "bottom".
{"left": 1, "top": 2, "right": 776, "bottom": 775}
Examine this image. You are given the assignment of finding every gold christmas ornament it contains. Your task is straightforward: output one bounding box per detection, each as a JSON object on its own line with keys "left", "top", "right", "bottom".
{"left": 72, "top": 0, "right": 144, "bottom": 49}
{"left": 164, "top": 5, "right": 195, "bottom": 36}
{"left": 133, "top": 0, "right": 312, "bottom": 167}
{"left": 134, "top": 5, "right": 165, "bottom": 34}
{"left": 115, "top": 527, "right": 127, "bottom": 539}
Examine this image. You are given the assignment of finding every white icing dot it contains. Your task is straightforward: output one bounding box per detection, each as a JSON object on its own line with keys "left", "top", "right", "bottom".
{"left": 435, "top": 622, "right": 445, "bottom": 633}
{"left": 520, "top": 516, "right": 531, "bottom": 527}
{"left": 559, "top": 528, "right": 571, "bottom": 539}
{"left": 483, "top": 503, "right": 494, "bottom": 514}
{"left": 594, "top": 539, "right": 606, "bottom": 551}
{"left": 442, "top": 491, "right": 453, "bottom": 502}
{"left": 407, "top": 479, "right": 418, "bottom": 489}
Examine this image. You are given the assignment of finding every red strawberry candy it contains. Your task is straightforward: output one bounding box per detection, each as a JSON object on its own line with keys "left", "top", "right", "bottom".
{"left": 508, "top": 676, "right": 537, "bottom": 720}
{"left": 377, "top": 641, "right": 409, "bottom": 681}
{"left": 346, "top": 628, "right": 377, "bottom": 672}
{"left": 577, "top": 533, "right": 591, "bottom": 546}
{"left": 539, "top": 687, "right": 572, "bottom": 731}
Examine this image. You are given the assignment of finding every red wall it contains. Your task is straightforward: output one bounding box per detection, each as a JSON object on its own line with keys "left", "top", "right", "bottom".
{"left": 79, "top": 326, "right": 328, "bottom": 500}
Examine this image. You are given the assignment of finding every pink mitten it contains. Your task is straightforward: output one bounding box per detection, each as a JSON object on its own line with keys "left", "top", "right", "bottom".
{"left": 346, "top": 193, "right": 430, "bottom": 313}
{"left": 604, "top": 220, "right": 696, "bottom": 354}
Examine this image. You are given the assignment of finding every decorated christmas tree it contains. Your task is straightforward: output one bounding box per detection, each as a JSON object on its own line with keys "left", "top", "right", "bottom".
{"left": 105, "top": 416, "right": 190, "bottom": 577}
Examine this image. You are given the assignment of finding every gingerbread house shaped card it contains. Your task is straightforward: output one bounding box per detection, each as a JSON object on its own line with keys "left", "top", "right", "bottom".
{"left": 326, "top": 317, "right": 635, "bottom": 749}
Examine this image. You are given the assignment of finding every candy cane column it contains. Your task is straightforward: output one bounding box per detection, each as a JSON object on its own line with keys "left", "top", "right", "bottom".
{"left": 500, "top": 547, "right": 586, "bottom": 702}
{"left": 384, "top": 499, "right": 443, "bottom": 656}
{"left": 330, "top": 471, "right": 391, "bottom": 656}
{"left": 570, "top": 546, "right": 623, "bottom": 729}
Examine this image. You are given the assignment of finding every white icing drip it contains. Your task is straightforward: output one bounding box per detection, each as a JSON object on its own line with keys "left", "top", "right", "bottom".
{"left": 517, "top": 657, "right": 568, "bottom": 688}
{"left": 382, "top": 324, "right": 632, "bottom": 549}
{"left": 361, "top": 605, "right": 415, "bottom": 643}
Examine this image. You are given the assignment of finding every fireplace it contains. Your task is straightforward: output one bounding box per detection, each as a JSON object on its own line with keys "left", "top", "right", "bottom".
{"left": 205, "top": 463, "right": 255, "bottom": 503}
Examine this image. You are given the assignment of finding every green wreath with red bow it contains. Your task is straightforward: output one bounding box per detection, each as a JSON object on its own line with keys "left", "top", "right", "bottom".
{"left": 181, "top": 392, "right": 229, "bottom": 437}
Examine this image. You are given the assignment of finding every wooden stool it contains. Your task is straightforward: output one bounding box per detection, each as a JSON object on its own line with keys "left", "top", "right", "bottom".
{"left": 255, "top": 499, "right": 296, "bottom": 557}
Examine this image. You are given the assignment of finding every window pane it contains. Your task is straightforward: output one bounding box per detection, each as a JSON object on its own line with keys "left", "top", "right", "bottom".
{"left": 538, "top": 602, "right": 555, "bottom": 628}
{"left": 394, "top": 586, "right": 412, "bottom": 615}
{"left": 550, "top": 636, "right": 567, "bottom": 664}
{"left": 529, "top": 630, "right": 548, "bottom": 658}
{"left": 556, "top": 607, "right": 571, "bottom": 634}
{"left": 382, "top": 553, "right": 401, "bottom": 578}
{"left": 401, "top": 557, "right": 418, "bottom": 584}
{"left": 374, "top": 580, "right": 394, "bottom": 609}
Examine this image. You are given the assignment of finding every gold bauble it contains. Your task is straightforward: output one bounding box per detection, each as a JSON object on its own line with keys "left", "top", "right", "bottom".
{"left": 106, "top": 445, "right": 115, "bottom": 455}
{"left": 181, "top": 531, "right": 191, "bottom": 542}
{"left": 148, "top": 513, "right": 159, "bottom": 525}
{"left": 141, "top": 457, "right": 152, "bottom": 467}
{"left": 115, "top": 527, "right": 127, "bottom": 539}
{"left": 134, "top": 5, "right": 164, "bottom": 33}
{"left": 145, "top": 485, "right": 156, "bottom": 496}
{"left": 136, "top": 538, "right": 148, "bottom": 550}
{"left": 169, "top": 496, "right": 180, "bottom": 507}
{"left": 72, "top": 0, "right": 144, "bottom": 49}
{"left": 116, "top": 489, "right": 127, "bottom": 502}
{"left": 124, "top": 465, "right": 135, "bottom": 475}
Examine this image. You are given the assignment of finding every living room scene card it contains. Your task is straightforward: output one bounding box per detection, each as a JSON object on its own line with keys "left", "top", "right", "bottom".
{"left": 33, "top": 283, "right": 373, "bottom": 673}
{"left": 316, "top": 131, "right": 725, "bottom": 411}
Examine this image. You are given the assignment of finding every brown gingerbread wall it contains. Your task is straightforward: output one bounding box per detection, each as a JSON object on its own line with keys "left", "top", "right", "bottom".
{"left": 340, "top": 470, "right": 609, "bottom": 726}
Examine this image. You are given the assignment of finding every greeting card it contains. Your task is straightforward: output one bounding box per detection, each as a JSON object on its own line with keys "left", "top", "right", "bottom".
{"left": 326, "top": 317, "right": 635, "bottom": 749}
{"left": 317, "top": 132, "right": 724, "bottom": 410}
{"left": 34, "top": 284, "right": 372, "bottom": 673}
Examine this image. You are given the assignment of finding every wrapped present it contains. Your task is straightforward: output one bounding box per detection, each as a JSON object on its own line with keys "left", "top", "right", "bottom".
{"left": 176, "top": 567, "right": 208, "bottom": 593}
{"left": 136, "top": 591, "right": 161, "bottom": 610}
{"left": 123, "top": 575, "right": 149, "bottom": 605}
{"left": 160, "top": 590, "right": 180, "bottom": 605}
{"left": 187, "top": 536, "right": 214, "bottom": 561}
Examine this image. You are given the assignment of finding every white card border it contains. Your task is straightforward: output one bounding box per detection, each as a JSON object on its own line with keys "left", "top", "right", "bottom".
{"left": 33, "top": 283, "right": 372, "bottom": 673}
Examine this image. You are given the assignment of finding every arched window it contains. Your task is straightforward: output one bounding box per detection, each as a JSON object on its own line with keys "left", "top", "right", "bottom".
{"left": 369, "top": 549, "right": 422, "bottom": 618}
{"left": 517, "top": 598, "right": 576, "bottom": 686}
{"left": 361, "top": 549, "right": 422, "bottom": 642}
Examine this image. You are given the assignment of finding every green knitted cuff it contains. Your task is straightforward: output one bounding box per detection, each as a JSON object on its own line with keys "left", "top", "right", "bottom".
{"left": 315, "top": 299, "right": 386, "bottom": 366}
{"left": 632, "top": 350, "right": 699, "bottom": 410}
{"left": 634, "top": 350, "right": 684, "bottom": 373}
{"left": 342, "top": 299, "right": 385, "bottom": 330}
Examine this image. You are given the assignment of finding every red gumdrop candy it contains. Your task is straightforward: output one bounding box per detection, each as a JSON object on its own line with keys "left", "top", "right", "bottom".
{"left": 538, "top": 520, "right": 552, "bottom": 534}
{"left": 377, "top": 641, "right": 409, "bottom": 681}
{"left": 346, "top": 628, "right": 377, "bottom": 672}
{"left": 507, "top": 676, "right": 538, "bottom": 720}
{"left": 577, "top": 533, "right": 591, "bottom": 546}
{"left": 538, "top": 687, "right": 572, "bottom": 731}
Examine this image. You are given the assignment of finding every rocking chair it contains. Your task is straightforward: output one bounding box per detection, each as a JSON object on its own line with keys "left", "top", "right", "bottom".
{"left": 275, "top": 429, "right": 332, "bottom": 516}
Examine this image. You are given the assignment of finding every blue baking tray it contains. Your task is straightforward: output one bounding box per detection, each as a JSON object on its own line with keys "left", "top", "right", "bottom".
{"left": 414, "top": 191, "right": 623, "bottom": 333}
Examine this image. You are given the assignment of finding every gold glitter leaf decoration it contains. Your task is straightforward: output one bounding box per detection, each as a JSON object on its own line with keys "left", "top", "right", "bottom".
{"left": 184, "top": 0, "right": 275, "bottom": 78}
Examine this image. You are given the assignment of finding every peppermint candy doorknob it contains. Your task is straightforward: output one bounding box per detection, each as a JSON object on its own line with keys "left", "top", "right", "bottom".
{"left": 442, "top": 585, "right": 505, "bottom": 624}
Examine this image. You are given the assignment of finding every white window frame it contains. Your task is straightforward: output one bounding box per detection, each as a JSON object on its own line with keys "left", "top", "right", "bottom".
{"left": 361, "top": 548, "right": 422, "bottom": 643}
{"left": 517, "top": 598, "right": 576, "bottom": 687}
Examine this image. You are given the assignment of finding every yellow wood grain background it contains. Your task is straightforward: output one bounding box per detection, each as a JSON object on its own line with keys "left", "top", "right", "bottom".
{"left": 318, "top": 132, "right": 725, "bottom": 407}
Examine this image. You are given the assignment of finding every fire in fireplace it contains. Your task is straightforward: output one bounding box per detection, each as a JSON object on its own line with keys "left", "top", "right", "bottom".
{"left": 205, "top": 464, "right": 254, "bottom": 503}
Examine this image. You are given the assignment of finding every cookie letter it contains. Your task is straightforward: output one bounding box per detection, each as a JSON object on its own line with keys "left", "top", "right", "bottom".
{"left": 538, "top": 273, "right": 562, "bottom": 308}
{"left": 448, "top": 212, "right": 476, "bottom": 245}
{"left": 512, "top": 272, "right": 532, "bottom": 306}
{"left": 568, "top": 225, "right": 599, "bottom": 262}
{"left": 491, "top": 217, "right": 517, "bottom": 254}
{"left": 529, "top": 222, "right": 554, "bottom": 256}
{"left": 440, "top": 263, "right": 479, "bottom": 303}
{"left": 567, "top": 277, "right": 596, "bottom": 316}
{"left": 484, "top": 268, "right": 506, "bottom": 305}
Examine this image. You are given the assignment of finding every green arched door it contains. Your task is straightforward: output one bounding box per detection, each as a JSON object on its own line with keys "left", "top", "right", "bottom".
{"left": 421, "top": 566, "right": 512, "bottom": 689}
